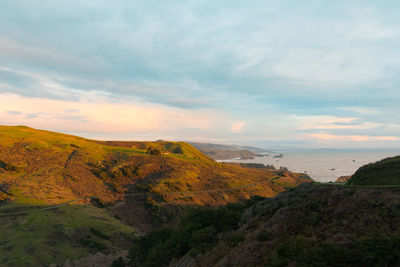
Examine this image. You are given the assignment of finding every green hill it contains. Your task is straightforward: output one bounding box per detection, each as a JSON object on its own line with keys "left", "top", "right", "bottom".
{"left": 347, "top": 155, "right": 400, "bottom": 185}
{"left": 0, "top": 125, "right": 312, "bottom": 265}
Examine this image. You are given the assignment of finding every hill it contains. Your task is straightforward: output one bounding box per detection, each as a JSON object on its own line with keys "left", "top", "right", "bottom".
{"left": 188, "top": 142, "right": 267, "bottom": 153}
{"left": 0, "top": 125, "right": 311, "bottom": 265}
{"left": 189, "top": 142, "right": 266, "bottom": 160}
{"left": 347, "top": 155, "right": 400, "bottom": 185}
{"left": 131, "top": 183, "right": 400, "bottom": 266}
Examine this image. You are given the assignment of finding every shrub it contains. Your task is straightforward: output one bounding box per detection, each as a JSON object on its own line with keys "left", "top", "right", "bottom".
{"left": 79, "top": 238, "right": 107, "bottom": 251}
{"left": 146, "top": 147, "right": 161, "bottom": 156}
{"left": 90, "top": 227, "right": 110, "bottom": 240}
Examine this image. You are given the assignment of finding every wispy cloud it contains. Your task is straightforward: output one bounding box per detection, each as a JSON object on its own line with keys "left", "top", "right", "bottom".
{"left": 0, "top": 93, "right": 244, "bottom": 140}
{"left": 231, "top": 121, "right": 245, "bottom": 133}
{"left": 298, "top": 116, "right": 381, "bottom": 130}
{"left": 307, "top": 133, "right": 399, "bottom": 142}
{"left": 1, "top": 1, "right": 400, "bottom": 147}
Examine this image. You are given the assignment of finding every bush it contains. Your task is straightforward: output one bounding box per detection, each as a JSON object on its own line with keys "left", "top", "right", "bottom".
{"left": 190, "top": 226, "right": 217, "bottom": 247}
{"left": 146, "top": 147, "right": 161, "bottom": 156}
{"left": 79, "top": 238, "right": 107, "bottom": 251}
{"left": 226, "top": 233, "right": 245, "bottom": 246}
{"left": 111, "top": 257, "right": 126, "bottom": 267}
{"left": 172, "top": 147, "right": 183, "bottom": 154}
{"left": 266, "top": 234, "right": 400, "bottom": 267}
{"left": 90, "top": 227, "right": 110, "bottom": 240}
{"left": 129, "top": 200, "right": 262, "bottom": 266}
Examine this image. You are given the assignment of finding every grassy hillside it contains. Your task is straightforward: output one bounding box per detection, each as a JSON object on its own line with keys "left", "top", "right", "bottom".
{"left": 131, "top": 183, "right": 400, "bottom": 266}
{"left": 0, "top": 204, "right": 133, "bottom": 266}
{"left": 347, "top": 155, "right": 400, "bottom": 185}
{"left": 0, "top": 125, "right": 312, "bottom": 265}
{"left": 0, "top": 126, "right": 311, "bottom": 206}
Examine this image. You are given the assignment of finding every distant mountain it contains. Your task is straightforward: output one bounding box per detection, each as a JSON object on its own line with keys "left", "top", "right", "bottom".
{"left": 189, "top": 142, "right": 267, "bottom": 160}
{"left": 0, "top": 125, "right": 311, "bottom": 266}
{"left": 189, "top": 142, "right": 268, "bottom": 153}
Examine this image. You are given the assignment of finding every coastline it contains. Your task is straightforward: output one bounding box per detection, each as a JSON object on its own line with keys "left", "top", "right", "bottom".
{"left": 219, "top": 149, "right": 400, "bottom": 182}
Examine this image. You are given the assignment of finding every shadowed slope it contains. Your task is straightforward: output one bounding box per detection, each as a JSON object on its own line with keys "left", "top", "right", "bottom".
{"left": 132, "top": 183, "right": 400, "bottom": 267}
{"left": 348, "top": 155, "right": 400, "bottom": 185}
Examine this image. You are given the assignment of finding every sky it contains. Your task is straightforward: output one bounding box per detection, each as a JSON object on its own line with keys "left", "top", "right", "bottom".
{"left": 1, "top": 0, "right": 400, "bottom": 148}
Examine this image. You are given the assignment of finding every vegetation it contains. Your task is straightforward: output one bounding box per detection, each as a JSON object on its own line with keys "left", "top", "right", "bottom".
{"left": 0, "top": 125, "right": 310, "bottom": 207}
{"left": 2, "top": 125, "right": 400, "bottom": 266}
{"left": 0, "top": 204, "right": 133, "bottom": 266}
{"left": 129, "top": 196, "right": 265, "bottom": 267}
{"left": 196, "top": 183, "right": 400, "bottom": 266}
{"left": 189, "top": 142, "right": 266, "bottom": 160}
{"left": 0, "top": 125, "right": 311, "bottom": 265}
{"left": 348, "top": 155, "right": 400, "bottom": 185}
{"left": 1, "top": 125, "right": 399, "bottom": 266}
{"left": 128, "top": 183, "right": 400, "bottom": 266}
{"left": 266, "top": 234, "right": 400, "bottom": 266}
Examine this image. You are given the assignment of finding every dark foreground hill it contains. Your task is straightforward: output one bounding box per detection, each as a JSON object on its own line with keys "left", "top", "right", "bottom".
{"left": 0, "top": 125, "right": 311, "bottom": 265}
{"left": 131, "top": 183, "right": 400, "bottom": 267}
{"left": 348, "top": 155, "right": 400, "bottom": 185}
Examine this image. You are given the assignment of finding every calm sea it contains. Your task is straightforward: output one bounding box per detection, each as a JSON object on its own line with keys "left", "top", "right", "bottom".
{"left": 221, "top": 149, "right": 400, "bottom": 182}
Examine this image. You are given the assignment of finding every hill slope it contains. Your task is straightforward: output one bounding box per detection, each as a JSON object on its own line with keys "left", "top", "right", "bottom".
{"left": 348, "top": 155, "right": 400, "bottom": 185}
{"left": 0, "top": 126, "right": 311, "bottom": 207}
{"left": 0, "top": 125, "right": 312, "bottom": 265}
{"left": 131, "top": 183, "right": 400, "bottom": 266}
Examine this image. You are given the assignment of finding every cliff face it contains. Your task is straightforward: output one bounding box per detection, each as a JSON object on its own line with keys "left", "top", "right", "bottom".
{"left": 348, "top": 155, "right": 400, "bottom": 185}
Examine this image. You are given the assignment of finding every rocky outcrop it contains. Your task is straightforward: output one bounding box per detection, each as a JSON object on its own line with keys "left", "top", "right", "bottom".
{"left": 335, "top": 175, "right": 351, "bottom": 183}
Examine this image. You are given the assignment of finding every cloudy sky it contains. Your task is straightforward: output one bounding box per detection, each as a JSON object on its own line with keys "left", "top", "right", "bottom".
{"left": 1, "top": 0, "right": 400, "bottom": 148}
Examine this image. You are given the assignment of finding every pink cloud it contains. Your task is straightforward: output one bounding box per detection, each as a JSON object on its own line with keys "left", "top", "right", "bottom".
{"left": 308, "top": 133, "right": 399, "bottom": 142}
{"left": 0, "top": 93, "right": 227, "bottom": 139}
{"left": 231, "top": 121, "right": 245, "bottom": 133}
{"left": 298, "top": 116, "right": 380, "bottom": 130}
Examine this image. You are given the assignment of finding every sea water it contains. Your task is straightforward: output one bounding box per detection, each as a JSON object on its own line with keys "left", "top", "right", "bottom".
{"left": 221, "top": 149, "right": 400, "bottom": 182}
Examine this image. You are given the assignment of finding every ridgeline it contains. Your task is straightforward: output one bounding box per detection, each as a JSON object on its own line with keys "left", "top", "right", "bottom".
{"left": 130, "top": 156, "right": 400, "bottom": 266}
{"left": 2, "top": 125, "right": 398, "bottom": 266}
{"left": 0, "top": 125, "right": 311, "bottom": 266}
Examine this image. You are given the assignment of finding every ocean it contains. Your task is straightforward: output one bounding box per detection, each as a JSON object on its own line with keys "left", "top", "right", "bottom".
{"left": 221, "top": 149, "right": 400, "bottom": 182}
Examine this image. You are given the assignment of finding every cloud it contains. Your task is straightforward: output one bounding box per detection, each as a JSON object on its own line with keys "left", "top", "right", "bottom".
{"left": 307, "top": 133, "right": 399, "bottom": 142}
{"left": 0, "top": 92, "right": 243, "bottom": 140}
{"left": 1, "top": 1, "right": 400, "bottom": 148}
{"left": 298, "top": 116, "right": 381, "bottom": 130}
{"left": 0, "top": 35, "right": 104, "bottom": 75}
{"left": 337, "top": 107, "right": 382, "bottom": 115}
{"left": 231, "top": 121, "right": 245, "bottom": 133}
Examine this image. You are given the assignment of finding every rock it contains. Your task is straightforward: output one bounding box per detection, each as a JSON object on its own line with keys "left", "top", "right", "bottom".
{"left": 335, "top": 176, "right": 351, "bottom": 183}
